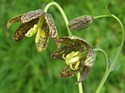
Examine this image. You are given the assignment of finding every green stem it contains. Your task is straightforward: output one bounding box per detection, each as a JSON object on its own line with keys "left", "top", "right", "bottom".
{"left": 77, "top": 72, "right": 83, "bottom": 93}
{"left": 94, "top": 14, "right": 124, "bottom": 71}
{"left": 94, "top": 48, "right": 109, "bottom": 93}
{"left": 108, "top": 14, "right": 124, "bottom": 71}
{"left": 94, "top": 14, "right": 124, "bottom": 93}
{"left": 44, "top": 2, "right": 72, "bottom": 36}
{"left": 94, "top": 15, "right": 111, "bottom": 19}
{"left": 94, "top": 48, "right": 108, "bottom": 72}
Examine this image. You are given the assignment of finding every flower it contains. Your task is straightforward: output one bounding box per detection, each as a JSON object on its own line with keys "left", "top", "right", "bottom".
{"left": 51, "top": 36, "right": 96, "bottom": 83}
{"left": 7, "top": 9, "right": 58, "bottom": 52}
{"left": 68, "top": 15, "right": 94, "bottom": 31}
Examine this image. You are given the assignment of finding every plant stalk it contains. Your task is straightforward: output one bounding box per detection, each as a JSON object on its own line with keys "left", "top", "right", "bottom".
{"left": 77, "top": 72, "right": 83, "bottom": 93}
{"left": 94, "top": 14, "right": 124, "bottom": 93}
{"left": 44, "top": 2, "right": 72, "bottom": 36}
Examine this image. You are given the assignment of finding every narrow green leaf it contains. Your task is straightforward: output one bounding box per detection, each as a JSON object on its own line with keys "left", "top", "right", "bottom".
{"left": 105, "top": 3, "right": 112, "bottom": 16}
{"left": 109, "top": 46, "right": 121, "bottom": 72}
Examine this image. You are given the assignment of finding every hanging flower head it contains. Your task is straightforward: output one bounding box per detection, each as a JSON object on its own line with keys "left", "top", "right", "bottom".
{"left": 51, "top": 36, "right": 96, "bottom": 83}
{"left": 7, "top": 9, "right": 58, "bottom": 52}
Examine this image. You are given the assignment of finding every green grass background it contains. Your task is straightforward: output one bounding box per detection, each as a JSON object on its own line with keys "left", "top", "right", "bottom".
{"left": 0, "top": 0, "right": 125, "bottom": 93}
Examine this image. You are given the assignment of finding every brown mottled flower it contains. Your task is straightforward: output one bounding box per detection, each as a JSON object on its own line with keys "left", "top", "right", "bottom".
{"left": 51, "top": 36, "right": 96, "bottom": 83}
{"left": 7, "top": 9, "right": 58, "bottom": 52}
{"left": 68, "top": 15, "right": 94, "bottom": 31}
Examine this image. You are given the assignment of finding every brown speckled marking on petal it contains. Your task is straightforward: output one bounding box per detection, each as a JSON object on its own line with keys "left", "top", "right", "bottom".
{"left": 45, "top": 13, "right": 58, "bottom": 38}
{"left": 51, "top": 36, "right": 92, "bottom": 60}
{"left": 57, "top": 36, "right": 90, "bottom": 53}
{"left": 84, "top": 47, "right": 96, "bottom": 67}
{"left": 7, "top": 15, "right": 22, "bottom": 28}
{"left": 36, "top": 19, "right": 50, "bottom": 52}
{"left": 60, "top": 65, "right": 82, "bottom": 78}
{"left": 14, "top": 19, "right": 38, "bottom": 41}
{"left": 21, "top": 9, "right": 44, "bottom": 23}
{"left": 77, "top": 47, "right": 96, "bottom": 83}
{"left": 51, "top": 46, "right": 75, "bottom": 59}
{"left": 58, "top": 36, "right": 90, "bottom": 47}
{"left": 76, "top": 66, "right": 91, "bottom": 84}
{"left": 68, "top": 15, "right": 94, "bottom": 31}
{"left": 36, "top": 37, "right": 49, "bottom": 52}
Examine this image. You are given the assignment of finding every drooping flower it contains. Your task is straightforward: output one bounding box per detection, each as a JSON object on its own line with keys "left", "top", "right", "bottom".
{"left": 51, "top": 36, "right": 96, "bottom": 83}
{"left": 7, "top": 9, "right": 58, "bottom": 52}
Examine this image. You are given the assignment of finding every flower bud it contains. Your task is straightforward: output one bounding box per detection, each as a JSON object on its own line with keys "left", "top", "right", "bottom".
{"left": 68, "top": 15, "right": 94, "bottom": 31}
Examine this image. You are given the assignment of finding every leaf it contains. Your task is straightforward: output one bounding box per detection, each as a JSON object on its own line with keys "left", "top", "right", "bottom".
{"left": 105, "top": 3, "right": 112, "bottom": 16}
{"left": 109, "top": 46, "right": 121, "bottom": 72}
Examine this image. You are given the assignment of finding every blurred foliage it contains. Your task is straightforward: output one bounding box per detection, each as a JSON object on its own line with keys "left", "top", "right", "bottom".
{"left": 0, "top": 0, "right": 125, "bottom": 93}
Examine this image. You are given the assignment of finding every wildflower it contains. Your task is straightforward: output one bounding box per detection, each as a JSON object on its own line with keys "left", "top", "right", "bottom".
{"left": 7, "top": 9, "right": 58, "bottom": 52}
{"left": 51, "top": 36, "right": 96, "bottom": 83}
{"left": 68, "top": 15, "right": 94, "bottom": 31}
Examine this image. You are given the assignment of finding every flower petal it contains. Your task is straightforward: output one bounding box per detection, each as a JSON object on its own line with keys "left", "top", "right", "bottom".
{"left": 45, "top": 13, "right": 58, "bottom": 38}
{"left": 51, "top": 36, "right": 91, "bottom": 59}
{"left": 51, "top": 46, "right": 74, "bottom": 59}
{"left": 36, "top": 18, "right": 50, "bottom": 52}
{"left": 7, "top": 15, "right": 22, "bottom": 28}
{"left": 21, "top": 9, "right": 44, "bottom": 23}
{"left": 84, "top": 48, "right": 96, "bottom": 67}
{"left": 14, "top": 19, "right": 38, "bottom": 41}
{"left": 60, "top": 65, "right": 82, "bottom": 78}
{"left": 36, "top": 37, "right": 49, "bottom": 52}
{"left": 77, "top": 47, "right": 96, "bottom": 83}
{"left": 57, "top": 36, "right": 90, "bottom": 50}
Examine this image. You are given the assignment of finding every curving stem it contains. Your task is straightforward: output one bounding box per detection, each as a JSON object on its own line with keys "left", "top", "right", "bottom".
{"left": 44, "top": 2, "right": 72, "bottom": 36}
{"left": 94, "top": 14, "right": 124, "bottom": 93}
